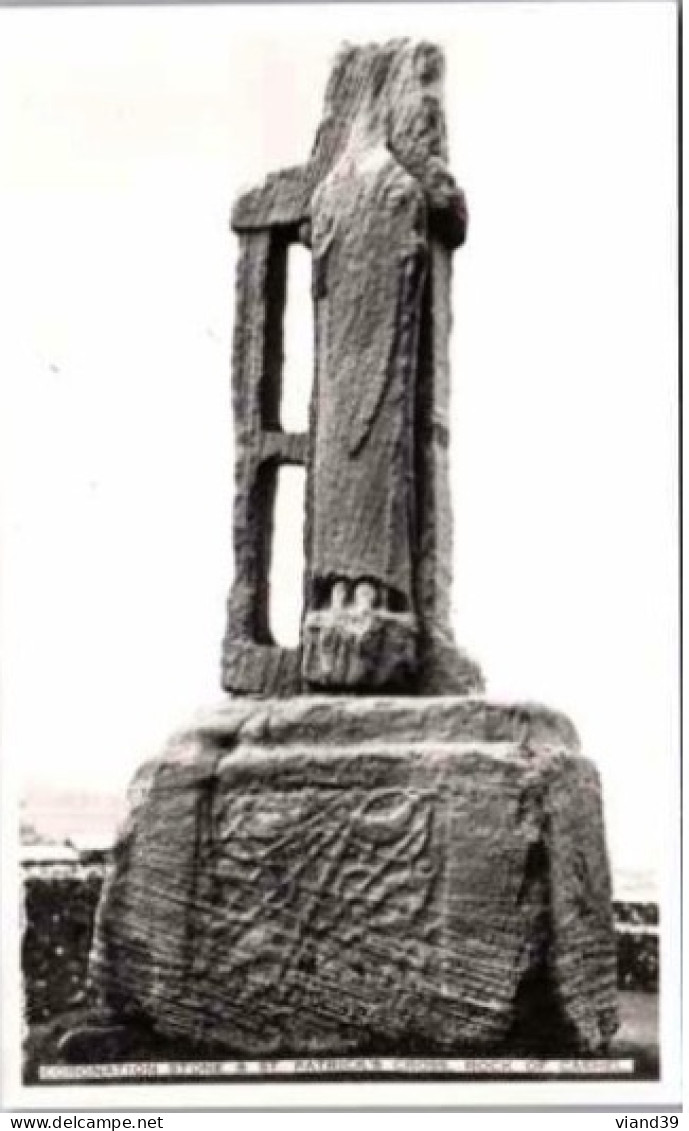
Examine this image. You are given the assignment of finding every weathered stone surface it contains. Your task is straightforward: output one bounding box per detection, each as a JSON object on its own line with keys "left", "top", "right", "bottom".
{"left": 50, "top": 39, "right": 620, "bottom": 1074}
{"left": 222, "top": 228, "right": 304, "bottom": 697}
{"left": 222, "top": 39, "right": 481, "bottom": 696}
{"left": 304, "top": 144, "right": 426, "bottom": 678}
{"left": 18, "top": 861, "right": 658, "bottom": 1042}
{"left": 230, "top": 41, "right": 466, "bottom": 243}
{"left": 302, "top": 607, "right": 418, "bottom": 691}
{"left": 89, "top": 698, "right": 617, "bottom": 1056}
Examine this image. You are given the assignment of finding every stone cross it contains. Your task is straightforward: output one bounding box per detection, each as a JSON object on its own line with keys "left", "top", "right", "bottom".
{"left": 222, "top": 40, "right": 483, "bottom": 697}
{"left": 78, "top": 42, "right": 618, "bottom": 1062}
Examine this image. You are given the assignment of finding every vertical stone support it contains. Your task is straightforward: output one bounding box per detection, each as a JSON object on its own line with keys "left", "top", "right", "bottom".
{"left": 222, "top": 226, "right": 309, "bottom": 696}
{"left": 414, "top": 241, "right": 477, "bottom": 692}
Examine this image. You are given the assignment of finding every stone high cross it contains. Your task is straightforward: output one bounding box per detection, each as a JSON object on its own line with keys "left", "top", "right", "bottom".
{"left": 222, "top": 40, "right": 483, "bottom": 697}
{"left": 79, "top": 40, "right": 619, "bottom": 1062}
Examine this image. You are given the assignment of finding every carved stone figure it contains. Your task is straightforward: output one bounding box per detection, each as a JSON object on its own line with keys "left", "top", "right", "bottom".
{"left": 302, "top": 133, "right": 426, "bottom": 687}
{"left": 221, "top": 39, "right": 482, "bottom": 696}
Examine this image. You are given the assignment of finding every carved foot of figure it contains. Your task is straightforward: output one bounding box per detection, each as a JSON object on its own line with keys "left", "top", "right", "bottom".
{"left": 302, "top": 578, "right": 417, "bottom": 690}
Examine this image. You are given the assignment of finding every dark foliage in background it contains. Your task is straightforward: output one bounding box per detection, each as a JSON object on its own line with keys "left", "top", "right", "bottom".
{"left": 22, "top": 866, "right": 105, "bottom": 1025}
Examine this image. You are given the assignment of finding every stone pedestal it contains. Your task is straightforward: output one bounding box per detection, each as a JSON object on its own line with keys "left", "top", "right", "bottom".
{"left": 88, "top": 698, "right": 617, "bottom": 1057}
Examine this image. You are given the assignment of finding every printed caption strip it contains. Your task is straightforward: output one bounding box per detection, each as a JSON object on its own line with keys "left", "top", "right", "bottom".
{"left": 39, "top": 1059, "right": 635, "bottom": 1081}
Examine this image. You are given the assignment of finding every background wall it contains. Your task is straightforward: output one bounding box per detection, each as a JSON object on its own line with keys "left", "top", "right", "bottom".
{"left": 0, "top": 3, "right": 678, "bottom": 898}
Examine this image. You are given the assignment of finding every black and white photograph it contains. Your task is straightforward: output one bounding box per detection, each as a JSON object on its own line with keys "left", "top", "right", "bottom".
{"left": 0, "top": 0, "right": 680, "bottom": 1113}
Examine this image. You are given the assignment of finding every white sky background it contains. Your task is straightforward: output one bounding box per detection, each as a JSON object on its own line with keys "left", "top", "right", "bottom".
{"left": 0, "top": 3, "right": 678, "bottom": 893}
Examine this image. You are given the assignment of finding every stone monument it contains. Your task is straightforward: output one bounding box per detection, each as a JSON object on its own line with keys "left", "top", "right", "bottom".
{"left": 77, "top": 40, "right": 618, "bottom": 1062}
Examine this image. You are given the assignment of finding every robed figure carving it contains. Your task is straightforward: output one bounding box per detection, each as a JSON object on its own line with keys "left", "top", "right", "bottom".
{"left": 302, "top": 119, "right": 428, "bottom": 688}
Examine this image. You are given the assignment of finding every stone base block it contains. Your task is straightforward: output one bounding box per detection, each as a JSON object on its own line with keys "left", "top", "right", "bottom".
{"left": 302, "top": 607, "right": 417, "bottom": 689}
{"left": 89, "top": 697, "right": 617, "bottom": 1057}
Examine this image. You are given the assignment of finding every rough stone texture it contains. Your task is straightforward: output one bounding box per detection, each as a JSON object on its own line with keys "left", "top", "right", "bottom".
{"left": 60, "top": 38, "right": 618, "bottom": 1072}
{"left": 19, "top": 861, "right": 658, "bottom": 1039}
{"left": 51, "top": 39, "right": 620, "bottom": 1072}
{"left": 302, "top": 607, "right": 418, "bottom": 691}
{"left": 222, "top": 40, "right": 482, "bottom": 695}
{"left": 88, "top": 699, "right": 618, "bottom": 1056}
{"left": 303, "top": 143, "right": 426, "bottom": 685}
{"left": 221, "top": 230, "right": 306, "bottom": 696}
